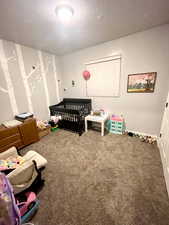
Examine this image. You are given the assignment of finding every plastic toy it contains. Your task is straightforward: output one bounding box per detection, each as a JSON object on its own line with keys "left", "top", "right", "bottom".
{"left": 109, "top": 115, "right": 125, "bottom": 134}
{"left": 17, "top": 192, "right": 39, "bottom": 223}
{"left": 0, "top": 172, "right": 21, "bottom": 225}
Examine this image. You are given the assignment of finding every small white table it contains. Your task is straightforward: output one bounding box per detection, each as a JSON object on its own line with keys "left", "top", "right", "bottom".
{"left": 85, "top": 114, "right": 109, "bottom": 136}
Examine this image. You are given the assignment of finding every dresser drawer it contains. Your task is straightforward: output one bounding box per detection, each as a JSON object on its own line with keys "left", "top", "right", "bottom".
{"left": 0, "top": 139, "right": 23, "bottom": 153}
{"left": 0, "top": 126, "right": 19, "bottom": 139}
{"left": 0, "top": 133, "right": 22, "bottom": 147}
{"left": 0, "top": 118, "right": 38, "bottom": 152}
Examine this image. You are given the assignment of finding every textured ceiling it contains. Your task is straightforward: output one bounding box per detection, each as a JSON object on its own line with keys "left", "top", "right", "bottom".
{"left": 0, "top": 0, "right": 169, "bottom": 55}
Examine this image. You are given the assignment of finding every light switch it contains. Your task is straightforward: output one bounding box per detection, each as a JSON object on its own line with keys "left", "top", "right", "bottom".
{"left": 72, "top": 80, "right": 75, "bottom": 87}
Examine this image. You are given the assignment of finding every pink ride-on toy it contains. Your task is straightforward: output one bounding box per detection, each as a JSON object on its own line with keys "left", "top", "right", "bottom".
{"left": 17, "top": 192, "right": 39, "bottom": 223}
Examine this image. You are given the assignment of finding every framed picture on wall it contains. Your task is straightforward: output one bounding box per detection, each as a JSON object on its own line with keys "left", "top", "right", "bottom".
{"left": 127, "top": 72, "right": 157, "bottom": 93}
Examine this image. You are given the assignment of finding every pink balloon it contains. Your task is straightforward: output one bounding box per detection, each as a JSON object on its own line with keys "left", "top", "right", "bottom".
{"left": 83, "top": 70, "right": 91, "bottom": 80}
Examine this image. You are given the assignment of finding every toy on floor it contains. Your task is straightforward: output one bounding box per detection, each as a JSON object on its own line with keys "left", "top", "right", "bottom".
{"left": 50, "top": 115, "right": 61, "bottom": 124}
{"left": 51, "top": 125, "right": 59, "bottom": 132}
{"left": 0, "top": 172, "right": 21, "bottom": 225}
{"left": 0, "top": 172, "right": 39, "bottom": 225}
{"left": 16, "top": 192, "right": 39, "bottom": 224}
{"left": 126, "top": 131, "right": 157, "bottom": 144}
{"left": 48, "top": 115, "right": 61, "bottom": 129}
{"left": 139, "top": 135, "right": 156, "bottom": 144}
{"left": 36, "top": 120, "right": 47, "bottom": 130}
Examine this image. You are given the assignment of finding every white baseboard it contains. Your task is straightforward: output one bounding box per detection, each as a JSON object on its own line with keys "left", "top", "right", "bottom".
{"left": 126, "top": 129, "right": 158, "bottom": 138}
{"left": 157, "top": 138, "right": 169, "bottom": 197}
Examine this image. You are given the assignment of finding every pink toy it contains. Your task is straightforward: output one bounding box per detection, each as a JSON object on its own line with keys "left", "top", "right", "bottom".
{"left": 0, "top": 173, "right": 21, "bottom": 225}
{"left": 83, "top": 70, "right": 91, "bottom": 80}
{"left": 17, "top": 192, "right": 37, "bottom": 217}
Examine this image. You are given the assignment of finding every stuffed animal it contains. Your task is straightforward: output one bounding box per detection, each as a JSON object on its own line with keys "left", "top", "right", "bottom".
{"left": 37, "top": 120, "right": 47, "bottom": 130}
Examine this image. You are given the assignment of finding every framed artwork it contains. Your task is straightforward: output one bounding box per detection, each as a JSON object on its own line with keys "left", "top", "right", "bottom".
{"left": 127, "top": 72, "right": 157, "bottom": 93}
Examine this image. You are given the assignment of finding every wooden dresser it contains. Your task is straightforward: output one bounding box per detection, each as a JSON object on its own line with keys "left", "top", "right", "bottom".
{"left": 0, "top": 118, "right": 39, "bottom": 153}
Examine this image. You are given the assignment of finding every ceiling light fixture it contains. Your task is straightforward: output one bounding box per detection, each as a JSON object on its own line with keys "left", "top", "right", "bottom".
{"left": 55, "top": 5, "right": 74, "bottom": 23}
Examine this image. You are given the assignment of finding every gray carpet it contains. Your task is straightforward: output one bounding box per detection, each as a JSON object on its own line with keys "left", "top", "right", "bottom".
{"left": 22, "top": 130, "right": 169, "bottom": 225}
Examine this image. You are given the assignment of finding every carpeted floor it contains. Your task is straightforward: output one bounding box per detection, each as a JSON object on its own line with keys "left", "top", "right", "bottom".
{"left": 22, "top": 129, "right": 169, "bottom": 225}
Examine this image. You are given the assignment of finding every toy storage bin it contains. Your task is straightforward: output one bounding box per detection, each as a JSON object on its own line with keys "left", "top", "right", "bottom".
{"left": 108, "top": 116, "right": 125, "bottom": 134}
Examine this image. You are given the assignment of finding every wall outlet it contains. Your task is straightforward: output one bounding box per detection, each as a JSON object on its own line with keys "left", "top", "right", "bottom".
{"left": 72, "top": 80, "right": 75, "bottom": 87}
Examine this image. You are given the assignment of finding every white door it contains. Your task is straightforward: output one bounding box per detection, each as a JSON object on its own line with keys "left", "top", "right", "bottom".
{"left": 158, "top": 91, "right": 169, "bottom": 195}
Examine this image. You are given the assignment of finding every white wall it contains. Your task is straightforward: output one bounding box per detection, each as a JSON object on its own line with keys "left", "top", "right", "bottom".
{"left": 0, "top": 39, "right": 61, "bottom": 122}
{"left": 60, "top": 24, "right": 169, "bottom": 136}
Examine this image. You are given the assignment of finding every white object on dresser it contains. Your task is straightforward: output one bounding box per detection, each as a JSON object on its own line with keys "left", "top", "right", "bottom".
{"left": 2, "top": 120, "right": 22, "bottom": 128}
{"left": 85, "top": 113, "right": 109, "bottom": 136}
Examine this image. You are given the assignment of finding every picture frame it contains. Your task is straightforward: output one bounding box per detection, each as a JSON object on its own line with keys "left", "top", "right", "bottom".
{"left": 127, "top": 72, "right": 157, "bottom": 93}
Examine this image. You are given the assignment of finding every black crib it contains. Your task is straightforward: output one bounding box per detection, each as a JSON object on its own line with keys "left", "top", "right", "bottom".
{"left": 49, "top": 98, "right": 91, "bottom": 136}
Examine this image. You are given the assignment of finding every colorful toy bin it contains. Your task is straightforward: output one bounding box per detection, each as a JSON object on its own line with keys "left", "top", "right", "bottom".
{"left": 107, "top": 115, "right": 125, "bottom": 134}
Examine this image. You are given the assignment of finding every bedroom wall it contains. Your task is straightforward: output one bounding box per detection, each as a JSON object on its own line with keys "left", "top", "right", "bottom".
{"left": 60, "top": 24, "right": 169, "bottom": 136}
{"left": 0, "top": 39, "right": 61, "bottom": 122}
